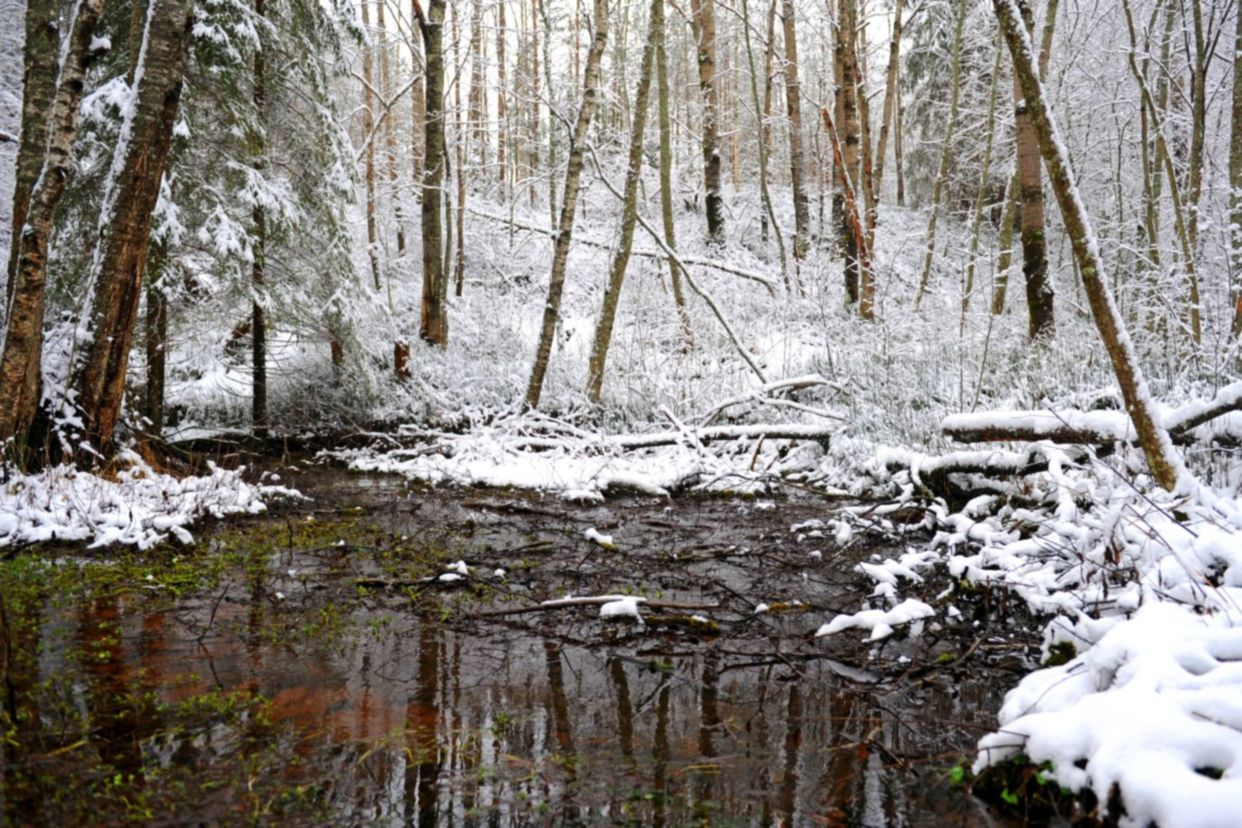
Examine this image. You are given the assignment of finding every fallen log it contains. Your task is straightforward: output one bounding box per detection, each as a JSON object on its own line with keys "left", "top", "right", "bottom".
{"left": 942, "top": 381, "right": 1242, "bottom": 446}
{"left": 476, "top": 595, "right": 720, "bottom": 618}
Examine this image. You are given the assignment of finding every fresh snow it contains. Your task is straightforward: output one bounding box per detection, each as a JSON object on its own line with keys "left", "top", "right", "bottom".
{"left": 0, "top": 453, "right": 295, "bottom": 549}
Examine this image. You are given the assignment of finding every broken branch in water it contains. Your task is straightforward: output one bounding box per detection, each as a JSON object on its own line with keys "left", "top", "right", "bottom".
{"left": 475, "top": 595, "right": 721, "bottom": 618}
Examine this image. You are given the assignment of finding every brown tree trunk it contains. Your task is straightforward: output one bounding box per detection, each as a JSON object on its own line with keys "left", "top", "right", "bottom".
{"left": 524, "top": 0, "right": 608, "bottom": 410}
{"left": 585, "top": 0, "right": 659, "bottom": 403}
{"left": 690, "top": 0, "right": 725, "bottom": 243}
{"left": 780, "top": 0, "right": 810, "bottom": 259}
{"left": 467, "top": 0, "right": 487, "bottom": 167}
{"left": 5, "top": 0, "right": 58, "bottom": 311}
{"left": 77, "top": 0, "right": 196, "bottom": 455}
{"left": 994, "top": 0, "right": 1181, "bottom": 492}
{"left": 1013, "top": 0, "right": 1054, "bottom": 341}
{"left": 415, "top": 0, "right": 448, "bottom": 346}
{"left": 0, "top": 0, "right": 108, "bottom": 455}
{"left": 834, "top": 0, "right": 862, "bottom": 305}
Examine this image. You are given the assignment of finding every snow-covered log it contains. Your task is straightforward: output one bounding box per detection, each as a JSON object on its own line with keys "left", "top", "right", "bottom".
{"left": 942, "top": 381, "right": 1242, "bottom": 446}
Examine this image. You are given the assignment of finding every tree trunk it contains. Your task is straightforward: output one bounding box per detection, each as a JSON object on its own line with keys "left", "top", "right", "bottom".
{"left": 143, "top": 263, "right": 167, "bottom": 436}
{"left": 524, "top": 0, "right": 608, "bottom": 410}
{"left": 1013, "top": 0, "right": 1054, "bottom": 340}
{"left": 415, "top": 0, "right": 448, "bottom": 346}
{"left": 690, "top": 0, "right": 725, "bottom": 243}
{"left": 1231, "top": 0, "right": 1242, "bottom": 337}
{"left": 994, "top": 0, "right": 1181, "bottom": 492}
{"left": 991, "top": 168, "right": 1020, "bottom": 314}
{"left": 467, "top": 0, "right": 487, "bottom": 167}
{"left": 747, "top": 0, "right": 789, "bottom": 285}
{"left": 5, "top": 0, "right": 58, "bottom": 311}
{"left": 872, "top": 0, "right": 904, "bottom": 219}
{"left": 834, "top": 0, "right": 862, "bottom": 305}
{"left": 585, "top": 0, "right": 659, "bottom": 403}
{"left": 656, "top": 0, "right": 694, "bottom": 348}
{"left": 251, "top": 0, "right": 268, "bottom": 438}
{"left": 913, "top": 0, "right": 968, "bottom": 310}
{"left": 77, "top": 0, "right": 196, "bottom": 455}
{"left": 496, "top": 0, "right": 508, "bottom": 190}
{"left": 0, "top": 0, "right": 107, "bottom": 455}
{"left": 378, "top": 0, "right": 405, "bottom": 256}
{"left": 780, "top": 0, "right": 809, "bottom": 259}
{"left": 361, "top": 0, "right": 381, "bottom": 289}
{"left": 962, "top": 40, "right": 1003, "bottom": 327}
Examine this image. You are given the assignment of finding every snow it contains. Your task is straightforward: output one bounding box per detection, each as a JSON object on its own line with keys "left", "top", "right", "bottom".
{"left": 815, "top": 598, "right": 935, "bottom": 641}
{"left": 0, "top": 453, "right": 296, "bottom": 549}
{"left": 583, "top": 527, "right": 614, "bottom": 548}
{"left": 599, "top": 596, "right": 644, "bottom": 621}
{"left": 975, "top": 603, "right": 1242, "bottom": 827}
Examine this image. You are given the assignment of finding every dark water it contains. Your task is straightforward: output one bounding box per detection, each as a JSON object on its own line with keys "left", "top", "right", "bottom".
{"left": 0, "top": 470, "right": 1029, "bottom": 826}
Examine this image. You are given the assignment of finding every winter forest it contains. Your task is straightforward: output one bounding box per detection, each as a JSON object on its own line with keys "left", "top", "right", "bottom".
{"left": 1, "top": 0, "right": 1241, "bottom": 822}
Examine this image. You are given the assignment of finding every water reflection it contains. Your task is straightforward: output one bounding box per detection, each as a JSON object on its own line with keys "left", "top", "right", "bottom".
{"left": 0, "top": 483, "right": 1017, "bottom": 826}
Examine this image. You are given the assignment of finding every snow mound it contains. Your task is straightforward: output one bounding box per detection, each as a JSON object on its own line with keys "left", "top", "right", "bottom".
{"left": 975, "top": 602, "right": 1242, "bottom": 827}
{"left": 0, "top": 454, "right": 294, "bottom": 549}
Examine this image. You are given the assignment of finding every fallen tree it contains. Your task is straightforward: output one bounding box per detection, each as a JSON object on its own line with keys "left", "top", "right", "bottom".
{"left": 942, "top": 381, "right": 1242, "bottom": 446}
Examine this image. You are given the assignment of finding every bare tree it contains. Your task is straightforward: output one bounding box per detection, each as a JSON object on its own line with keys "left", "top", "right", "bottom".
{"left": 994, "top": 0, "right": 1181, "bottom": 491}
{"left": 690, "top": 0, "right": 725, "bottom": 243}
{"left": 586, "top": 0, "right": 660, "bottom": 403}
{"left": 524, "top": 0, "right": 608, "bottom": 409}
{"left": 413, "top": 0, "right": 448, "bottom": 346}
{"left": 780, "top": 0, "right": 810, "bottom": 259}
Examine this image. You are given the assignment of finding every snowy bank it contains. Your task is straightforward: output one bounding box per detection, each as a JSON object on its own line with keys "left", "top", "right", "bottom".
{"left": 0, "top": 453, "right": 296, "bottom": 549}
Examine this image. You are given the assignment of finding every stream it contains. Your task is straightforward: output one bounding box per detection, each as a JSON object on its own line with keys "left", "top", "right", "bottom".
{"left": 0, "top": 467, "right": 1039, "bottom": 825}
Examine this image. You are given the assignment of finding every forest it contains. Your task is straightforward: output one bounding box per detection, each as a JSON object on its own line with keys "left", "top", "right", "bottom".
{"left": 1, "top": 0, "right": 1241, "bottom": 823}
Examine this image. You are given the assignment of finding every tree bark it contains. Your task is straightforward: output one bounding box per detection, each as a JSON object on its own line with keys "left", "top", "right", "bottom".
{"left": 77, "top": 0, "right": 196, "bottom": 455}
{"left": 415, "top": 0, "right": 448, "bottom": 346}
{"left": 689, "top": 0, "right": 725, "bottom": 243}
{"left": 872, "top": 0, "right": 904, "bottom": 220}
{"left": 1013, "top": 0, "right": 1054, "bottom": 341}
{"left": 585, "top": 0, "right": 659, "bottom": 404}
{"left": 655, "top": 0, "right": 694, "bottom": 348}
{"left": 834, "top": 0, "right": 862, "bottom": 305}
{"left": 5, "top": 0, "right": 58, "bottom": 311}
{"left": 914, "top": 0, "right": 968, "bottom": 309}
{"left": 0, "top": 0, "right": 108, "bottom": 455}
{"left": 780, "top": 0, "right": 810, "bottom": 259}
{"left": 496, "top": 0, "right": 508, "bottom": 190}
{"left": 251, "top": 0, "right": 268, "bottom": 438}
{"left": 523, "top": 0, "right": 608, "bottom": 410}
{"left": 378, "top": 0, "right": 406, "bottom": 256}
{"left": 994, "top": 0, "right": 1181, "bottom": 492}
{"left": 1231, "top": 0, "right": 1242, "bottom": 337}
{"left": 361, "top": 0, "right": 381, "bottom": 289}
